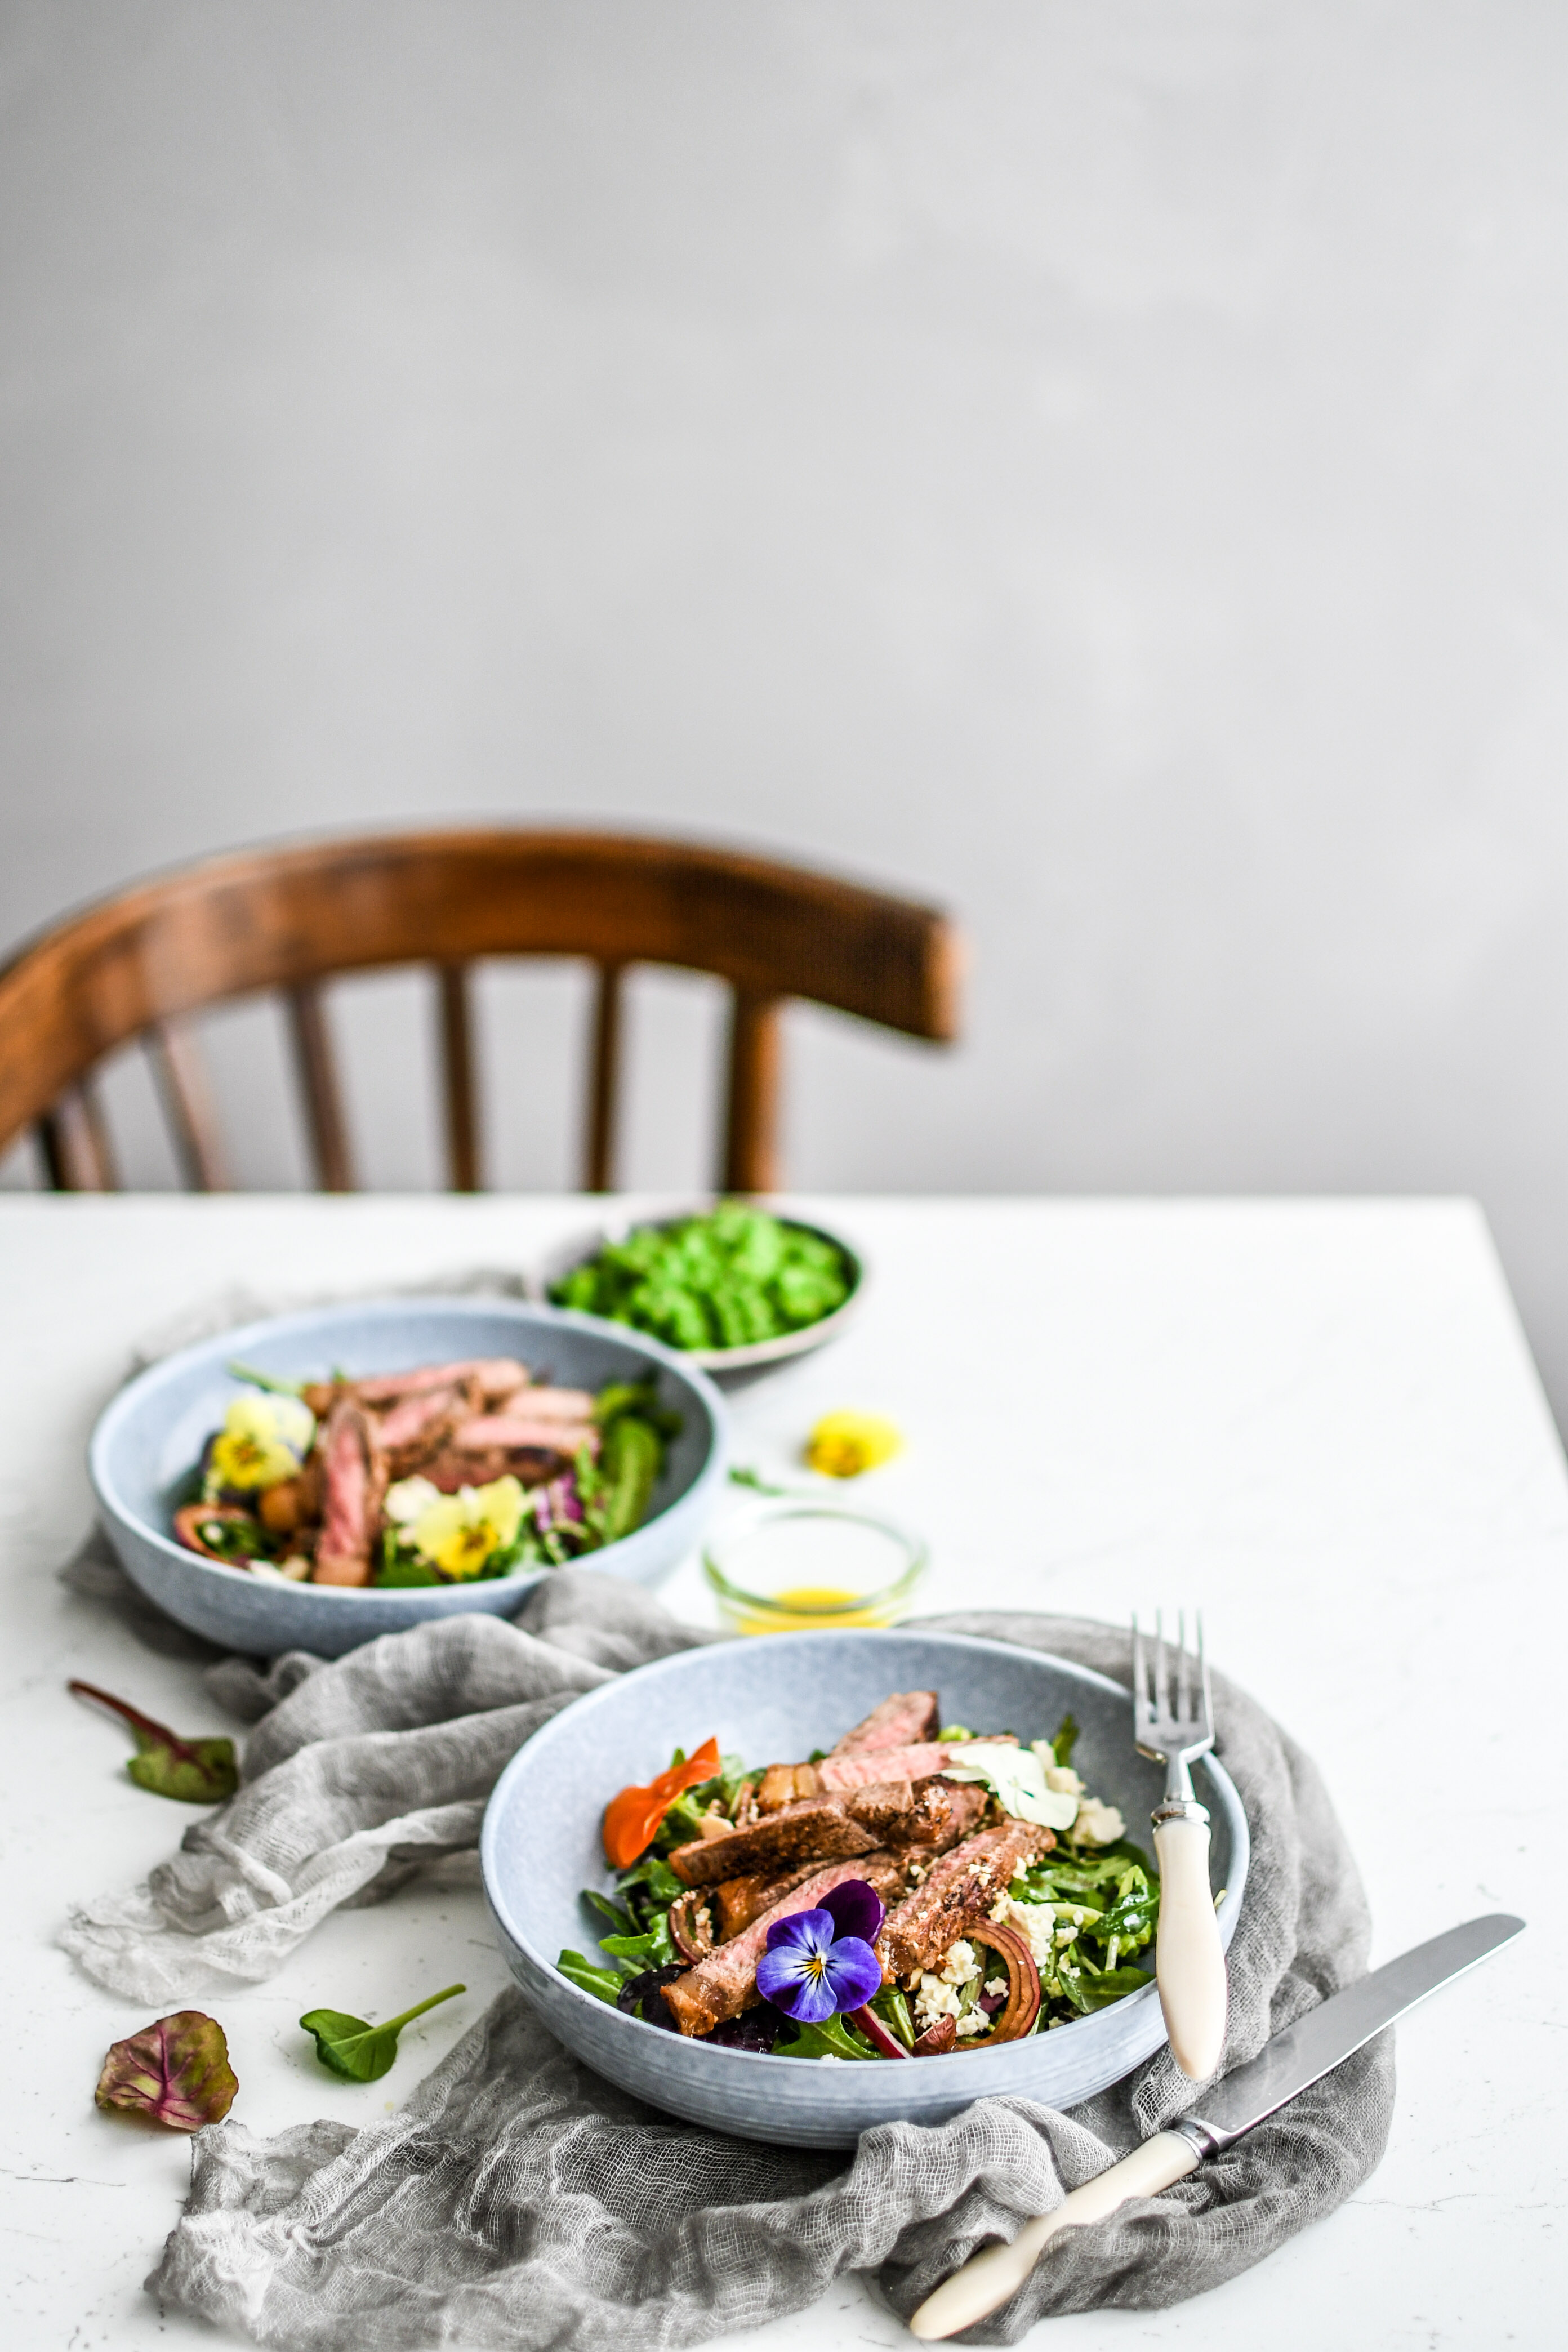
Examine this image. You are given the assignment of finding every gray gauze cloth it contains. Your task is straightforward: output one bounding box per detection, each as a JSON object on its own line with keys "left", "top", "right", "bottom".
{"left": 65, "top": 1570, "right": 1392, "bottom": 2344}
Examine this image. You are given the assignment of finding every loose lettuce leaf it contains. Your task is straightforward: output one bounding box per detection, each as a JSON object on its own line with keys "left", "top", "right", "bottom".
{"left": 96, "top": 2011, "right": 237, "bottom": 2130}
{"left": 299, "top": 1984, "right": 465, "bottom": 2082}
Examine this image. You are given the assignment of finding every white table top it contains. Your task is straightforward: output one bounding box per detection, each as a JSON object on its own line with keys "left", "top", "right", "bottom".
{"left": 2, "top": 1195, "right": 1561, "bottom": 2351}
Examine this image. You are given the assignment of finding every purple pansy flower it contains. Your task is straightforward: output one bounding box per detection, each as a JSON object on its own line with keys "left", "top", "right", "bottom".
{"left": 755, "top": 1879, "right": 887, "bottom": 2025}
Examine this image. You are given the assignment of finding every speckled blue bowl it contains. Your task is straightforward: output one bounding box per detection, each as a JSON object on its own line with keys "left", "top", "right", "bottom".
{"left": 90, "top": 1299, "right": 728, "bottom": 1659}
{"left": 482, "top": 1628, "right": 1249, "bottom": 2149}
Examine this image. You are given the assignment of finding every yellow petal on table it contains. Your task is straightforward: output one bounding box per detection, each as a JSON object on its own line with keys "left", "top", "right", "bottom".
{"left": 804, "top": 1410, "right": 904, "bottom": 1479}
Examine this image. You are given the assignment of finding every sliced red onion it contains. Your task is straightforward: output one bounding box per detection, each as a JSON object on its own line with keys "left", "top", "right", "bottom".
{"left": 668, "top": 1892, "right": 715, "bottom": 1963}
{"left": 848, "top": 2004, "right": 908, "bottom": 2060}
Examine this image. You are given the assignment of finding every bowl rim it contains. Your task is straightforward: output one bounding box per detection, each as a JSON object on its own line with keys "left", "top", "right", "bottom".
{"left": 480, "top": 1624, "right": 1250, "bottom": 2074}
{"left": 89, "top": 1293, "right": 729, "bottom": 1606}
{"left": 527, "top": 1198, "right": 867, "bottom": 1370}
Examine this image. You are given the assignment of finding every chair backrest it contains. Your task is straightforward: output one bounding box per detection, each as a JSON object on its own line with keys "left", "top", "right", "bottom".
{"left": 0, "top": 828, "right": 960, "bottom": 1193}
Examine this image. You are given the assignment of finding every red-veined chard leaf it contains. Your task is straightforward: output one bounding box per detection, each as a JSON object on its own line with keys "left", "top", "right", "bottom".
{"left": 95, "top": 2011, "right": 238, "bottom": 2130}
{"left": 69, "top": 1680, "right": 238, "bottom": 1802}
{"left": 299, "top": 1983, "right": 465, "bottom": 2081}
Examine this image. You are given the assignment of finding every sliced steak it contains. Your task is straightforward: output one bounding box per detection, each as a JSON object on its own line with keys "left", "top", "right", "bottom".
{"left": 375, "top": 1378, "right": 482, "bottom": 1476}
{"left": 712, "top": 1862, "right": 827, "bottom": 1940}
{"left": 817, "top": 1732, "right": 1015, "bottom": 1793}
{"left": 669, "top": 1796, "right": 880, "bottom": 1887}
{"left": 830, "top": 1692, "right": 940, "bottom": 1756}
{"left": 312, "top": 1401, "right": 387, "bottom": 1587}
{"left": 878, "top": 1822, "right": 1054, "bottom": 1983}
{"left": 661, "top": 1854, "right": 906, "bottom": 2037}
{"left": 454, "top": 1414, "right": 598, "bottom": 1458}
{"left": 844, "top": 1776, "right": 975, "bottom": 1846}
{"left": 420, "top": 1444, "right": 561, "bottom": 1493}
{"left": 352, "top": 1359, "right": 529, "bottom": 1407}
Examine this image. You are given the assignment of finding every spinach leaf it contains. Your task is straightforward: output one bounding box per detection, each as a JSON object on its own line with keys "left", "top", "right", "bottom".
{"left": 774, "top": 2013, "right": 874, "bottom": 2062}
{"left": 298, "top": 1983, "right": 465, "bottom": 2081}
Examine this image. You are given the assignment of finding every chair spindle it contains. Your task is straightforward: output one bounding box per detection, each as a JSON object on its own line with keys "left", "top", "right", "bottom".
{"left": 286, "top": 982, "right": 355, "bottom": 1192}
{"left": 147, "top": 1018, "right": 229, "bottom": 1191}
{"left": 437, "top": 962, "right": 481, "bottom": 1192}
{"left": 582, "top": 961, "right": 626, "bottom": 1193}
{"left": 721, "top": 987, "right": 782, "bottom": 1193}
{"left": 36, "top": 1080, "right": 118, "bottom": 1191}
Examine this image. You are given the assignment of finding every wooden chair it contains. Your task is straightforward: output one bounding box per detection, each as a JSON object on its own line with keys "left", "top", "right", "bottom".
{"left": 0, "top": 830, "right": 960, "bottom": 1194}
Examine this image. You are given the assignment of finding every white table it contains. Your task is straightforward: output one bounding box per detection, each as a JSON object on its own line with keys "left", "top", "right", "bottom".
{"left": 3, "top": 1196, "right": 1561, "bottom": 2351}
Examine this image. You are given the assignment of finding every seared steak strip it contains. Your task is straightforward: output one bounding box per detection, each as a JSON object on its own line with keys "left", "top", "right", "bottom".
{"left": 661, "top": 1855, "right": 906, "bottom": 2037}
{"left": 312, "top": 1402, "right": 387, "bottom": 1587}
{"left": 712, "top": 1862, "right": 826, "bottom": 1940}
{"left": 669, "top": 1796, "right": 880, "bottom": 1887}
{"left": 829, "top": 1691, "right": 940, "bottom": 1756}
{"left": 374, "top": 1378, "right": 482, "bottom": 1476}
{"left": 878, "top": 1822, "right": 1054, "bottom": 1983}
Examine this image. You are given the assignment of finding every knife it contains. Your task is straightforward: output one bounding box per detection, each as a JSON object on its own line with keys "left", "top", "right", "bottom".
{"left": 907, "top": 1910, "right": 1525, "bottom": 2341}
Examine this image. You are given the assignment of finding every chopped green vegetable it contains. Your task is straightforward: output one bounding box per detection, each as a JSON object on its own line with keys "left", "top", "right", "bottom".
{"left": 298, "top": 1983, "right": 465, "bottom": 2081}
{"left": 551, "top": 1204, "right": 853, "bottom": 1353}
{"left": 1051, "top": 1714, "right": 1080, "bottom": 1770}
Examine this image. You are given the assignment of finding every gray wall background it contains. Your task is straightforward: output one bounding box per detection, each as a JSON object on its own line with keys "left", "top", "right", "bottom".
{"left": 5, "top": 3, "right": 1568, "bottom": 1414}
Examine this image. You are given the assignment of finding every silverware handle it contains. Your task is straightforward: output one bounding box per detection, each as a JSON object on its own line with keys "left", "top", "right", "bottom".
{"left": 1153, "top": 1808, "right": 1227, "bottom": 2080}
{"left": 906, "top": 2131, "right": 1202, "bottom": 2340}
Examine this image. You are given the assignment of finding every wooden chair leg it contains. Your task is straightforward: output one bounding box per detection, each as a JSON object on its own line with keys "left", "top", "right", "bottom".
{"left": 721, "top": 988, "right": 782, "bottom": 1194}
{"left": 36, "top": 1080, "right": 118, "bottom": 1191}
{"left": 285, "top": 982, "right": 355, "bottom": 1192}
{"left": 582, "top": 961, "right": 625, "bottom": 1192}
{"left": 437, "top": 962, "right": 482, "bottom": 1192}
{"left": 147, "top": 1018, "right": 229, "bottom": 1191}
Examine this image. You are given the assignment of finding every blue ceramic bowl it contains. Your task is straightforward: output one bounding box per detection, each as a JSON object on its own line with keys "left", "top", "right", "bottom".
{"left": 482, "top": 1627, "right": 1249, "bottom": 2149}
{"left": 90, "top": 1299, "right": 728, "bottom": 1659}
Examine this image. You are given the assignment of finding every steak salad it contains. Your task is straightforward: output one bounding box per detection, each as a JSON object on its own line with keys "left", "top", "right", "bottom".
{"left": 170, "top": 1359, "right": 680, "bottom": 1589}
{"left": 559, "top": 1691, "right": 1162, "bottom": 2060}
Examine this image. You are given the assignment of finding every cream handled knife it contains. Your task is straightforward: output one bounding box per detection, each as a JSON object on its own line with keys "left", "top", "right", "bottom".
{"left": 907, "top": 1912, "right": 1525, "bottom": 2342}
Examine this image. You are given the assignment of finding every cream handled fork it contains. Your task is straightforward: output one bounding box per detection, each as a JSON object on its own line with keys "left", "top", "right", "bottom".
{"left": 1134, "top": 1610, "right": 1227, "bottom": 2082}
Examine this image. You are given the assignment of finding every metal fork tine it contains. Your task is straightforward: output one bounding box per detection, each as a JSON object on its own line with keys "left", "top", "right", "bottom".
{"left": 1132, "top": 1615, "right": 1147, "bottom": 1719}
{"left": 1155, "top": 1608, "right": 1166, "bottom": 1725}
{"left": 1198, "top": 1610, "right": 1213, "bottom": 1736}
{"left": 1177, "top": 1610, "right": 1190, "bottom": 1723}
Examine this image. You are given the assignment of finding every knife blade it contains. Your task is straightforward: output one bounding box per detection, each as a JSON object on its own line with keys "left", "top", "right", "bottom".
{"left": 908, "top": 1911, "right": 1525, "bottom": 2341}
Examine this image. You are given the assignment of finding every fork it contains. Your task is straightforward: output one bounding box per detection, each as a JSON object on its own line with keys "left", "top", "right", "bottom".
{"left": 1133, "top": 1611, "right": 1227, "bottom": 2081}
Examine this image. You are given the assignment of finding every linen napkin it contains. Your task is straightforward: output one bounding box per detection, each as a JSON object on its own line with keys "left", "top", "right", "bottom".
{"left": 63, "top": 1562, "right": 1392, "bottom": 2343}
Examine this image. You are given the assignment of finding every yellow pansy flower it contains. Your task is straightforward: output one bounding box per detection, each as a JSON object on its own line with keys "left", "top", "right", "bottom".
{"left": 804, "top": 1410, "right": 904, "bottom": 1479}
{"left": 409, "top": 1476, "right": 526, "bottom": 1581}
{"left": 206, "top": 1394, "right": 315, "bottom": 1495}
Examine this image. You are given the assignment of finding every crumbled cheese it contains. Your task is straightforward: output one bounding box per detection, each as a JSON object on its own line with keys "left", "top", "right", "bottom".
{"left": 911, "top": 1939, "right": 983, "bottom": 2033}
{"left": 1044, "top": 1762, "right": 1084, "bottom": 1797}
{"left": 988, "top": 1895, "right": 1059, "bottom": 1971}
{"left": 1072, "top": 1796, "right": 1126, "bottom": 1846}
{"left": 955, "top": 2011, "right": 990, "bottom": 2037}
{"left": 983, "top": 1977, "right": 1008, "bottom": 2000}
{"left": 384, "top": 1475, "right": 444, "bottom": 1524}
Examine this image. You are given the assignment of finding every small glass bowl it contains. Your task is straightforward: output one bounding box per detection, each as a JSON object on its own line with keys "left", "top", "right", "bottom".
{"left": 702, "top": 1502, "right": 928, "bottom": 1635}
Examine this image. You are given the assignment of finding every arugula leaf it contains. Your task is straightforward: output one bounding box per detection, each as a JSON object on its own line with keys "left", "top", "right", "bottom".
{"left": 96, "top": 2010, "right": 237, "bottom": 2130}
{"left": 1051, "top": 1713, "right": 1080, "bottom": 1770}
{"left": 558, "top": 1950, "right": 626, "bottom": 2005}
{"left": 869, "top": 1985, "right": 915, "bottom": 2048}
{"left": 69, "top": 1680, "right": 238, "bottom": 1804}
{"left": 597, "top": 1913, "right": 676, "bottom": 1968}
{"left": 1078, "top": 1966, "right": 1155, "bottom": 2008}
{"left": 226, "top": 1360, "right": 305, "bottom": 1397}
{"left": 298, "top": 1983, "right": 465, "bottom": 2081}
{"left": 614, "top": 1855, "right": 685, "bottom": 1907}
{"left": 774, "top": 2012, "right": 875, "bottom": 2061}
